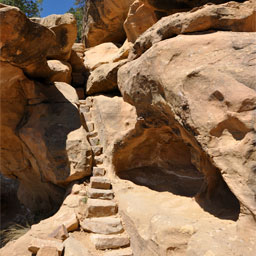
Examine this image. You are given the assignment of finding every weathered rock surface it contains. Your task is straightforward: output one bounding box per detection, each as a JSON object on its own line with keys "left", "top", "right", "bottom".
{"left": 84, "top": 43, "right": 120, "bottom": 71}
{"left": 86, "top": 199, "right": 118, "bottom": 218}
{"left": 124, "top": 0, "right": 157, "bottom": 43}
{"left": 131, "top": 0, "right": 256, "bottom": 59}
{"left": 48, "top": 225, "right": 69, "bottom": 241}
{"left": 140, "top": 0, "right": 246, "bottom": 12}
{"left": 47, "top": 60, "right": 72, "bottom": 84}
{"left": 64, "top": 236, "right": 93, "bottom": 256}
{"left": 81, "top": 217, "right": 124, "bottom": 234}
{"left": 113, "top": 180, "right": 256, "bottom": 256}
{"left": 103, "top": 248, "right": 133, "bottom": 256}
{"left": 37, "top": 247, "right": 59, "bottom": 256}
{"left": 18, "top": 83, "right": 92, "bottom": 203}
{"left": 0, "top": 4, "right": 55, "bottom": 78}
{"left": 87, "top": 188, "right": 114, "bottom": 200}
{"left": 118, "top": 31, "right": 256, "bottom": 219}
{"left": 90, "top": 233, "right": 130, "bottom": 250}
{"left": 32, "top": 13, "right": 77, "bottom": 61}
{"left": 0, "top": 62, "right": 92, "bottom": 211}
{"left": 28, "top": 238, "right": 63, "bottom": 255}
{"left": 90, "top": 177, "right": 112, "bottom": 189}
{"left": 69, "top": 49, "right": 88, "bottom": 87}
{"left": 89, "top": 96, "right": 137, "bottom": 154}
{"left": 86, "top": 60, "right": 127, "bottom": 95}
{"left": 0, "top": 62, "right": 64, "bottom": 211}
{"left": 82, "top": 0, "right": 134, "bottom": 47}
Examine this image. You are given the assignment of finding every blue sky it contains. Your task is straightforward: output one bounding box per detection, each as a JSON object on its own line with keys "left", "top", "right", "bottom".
{"left": 41, "top": 0, "right": 75, "bottom": 17}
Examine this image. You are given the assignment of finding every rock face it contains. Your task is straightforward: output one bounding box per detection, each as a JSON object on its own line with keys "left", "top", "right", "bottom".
{"left": 131, "top": 0, "right": 256, "bottom": 58}
{"left": 1, "top": 1, "right": 256, "bottom": 255}
{"left": 84, "top": 43, "right": 120, "bottom": 71}
{"left": 118, "top": 31, "right": 256, "bottom": 218}
{"left": 0, "top": 61, "right": 92, "bottom": 211}
{"left": 47, "top": 60, "right": 72, "bottom": 84}
{"left": 124, "top": 0, "right": 158, "bottom": 43}
{"left": 0, "top": 4, "right": 55, "bottom": 78}
{"left": 32, "top": 13, "right": 77, "bottom": 61}
{"left": 0, "top": 4, "right": 93, "bottom": 212}
{"left": 82, "top": 0, "right": 134, "bottom": 47}
{"left": 140, "top": 0, "right": 246, "bottom": 12}
{"left": 86, "top": 60, "right": 127, "bottom": 95}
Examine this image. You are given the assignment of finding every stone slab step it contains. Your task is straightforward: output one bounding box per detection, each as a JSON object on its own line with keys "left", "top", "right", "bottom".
{"left": 95, "top": 155, "right": 104, "bottom": 165}
{"left": 81, "top": 217, "right": 123, "bottom": 234}
{"left": 90, "top": 233, "right": 130, "bottom": 250}
{"left": 103, "top": 248, "right": 133, "bottom": 256}
{"left": 93, "top": 167, "right": 106, "bottom": 176}
{"left": 88, "top": 131, "right": 98, "bottom": 138}
{"left": 28, "top": 238, "right": 63, "bottom": 255}
{"left": 89, "top": 136, "right": 100, "bottom": 146}
{"left": 87, "top": 188, "right": 114, "bottom": 200}
{"left": 90, "top": 177, "right": 111, "bottom": 189}
{"left": 92, "top": 145, "right": 103, "bottom": 156}
{"left": 86, "top": 199, "right": 118, "bottom": 218}
{"left": 82, "top": 112, "right": 92, "bottom": 122}
{"left": 80, "top": 104, "right": 91, "bottom": 113}
{"left": 86, "top": 121, "right": 94, "bottom": 132}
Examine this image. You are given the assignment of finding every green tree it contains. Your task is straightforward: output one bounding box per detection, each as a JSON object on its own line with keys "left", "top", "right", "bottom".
{"left": 0, "top": 0, "right": 43, "bottom": 17}
{"left": 67, "top": 0, "right": 85, "bottom": 42}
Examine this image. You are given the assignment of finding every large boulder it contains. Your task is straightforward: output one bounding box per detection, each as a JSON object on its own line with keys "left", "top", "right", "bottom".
{"left": 85, "top": 95, "right": 137, "bottom": 163}
{"left": 84, "top": 43, "right": 120, "bottom": 71}
{"left": 0, "top": 4, "right": 55, "bottom": 78}
{"left": 124, "top": 0, "right": 158, "bottom": 43}
{"left": 82, "top": 0, "right": 134, "bottom": 47}
{"left": 140, "top": 0, "right": 246, "bottom": 12}
{"left": 32, "top": 13, "right": 77, "bottom": 61}
{"left": 86, "top": 60, "right": 127, "bottom": 95}
{"left": 131, "top": 0, "right": 256, "bottom": 59}
{"left": 118, "top": 31, "right": 256, "bottom": 220}
{"left": 47, "top": 60, "right": 72, "bottom": 84}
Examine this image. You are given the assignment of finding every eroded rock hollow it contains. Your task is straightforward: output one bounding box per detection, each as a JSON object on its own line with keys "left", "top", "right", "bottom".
{"left": 0, "top": 0, "right": 255, "bottom": 255}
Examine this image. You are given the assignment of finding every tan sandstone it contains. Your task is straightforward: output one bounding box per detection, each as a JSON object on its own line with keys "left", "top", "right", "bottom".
{"left": 124, "top": 0, "right": 158, "bottom": 43}
{"left": 131, "top": 0, "right": 256, "bottom": 59}
{"left": 32, "top": 13, "right": 77, "bottom": 61}
{"left": 0, "top": 4, "right": 55, "bottom": 78}
{"left": 47, "top": 60, "right": 72, "bottom": 84}
{"left": 82, "top": 0, "right": 134, "bottom": 47}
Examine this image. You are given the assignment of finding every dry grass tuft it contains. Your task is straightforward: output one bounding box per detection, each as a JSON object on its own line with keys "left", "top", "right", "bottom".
{"left": 0, "top": 223, "right": 30, "bottom": 246}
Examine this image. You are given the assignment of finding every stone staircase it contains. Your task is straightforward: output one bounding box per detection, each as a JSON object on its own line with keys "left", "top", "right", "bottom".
{"left": 79, "top": 98, "right": 133, "bottom": 256}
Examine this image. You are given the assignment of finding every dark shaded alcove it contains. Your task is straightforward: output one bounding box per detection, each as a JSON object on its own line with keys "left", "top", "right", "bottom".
{"left": 113, "top": 125, "right": 240, "bottom": 221}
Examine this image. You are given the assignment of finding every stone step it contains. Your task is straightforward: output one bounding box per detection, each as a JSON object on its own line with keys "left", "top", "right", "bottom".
{"left": 88, "top": 131, "right": 98, "bottom": 138}
{"left": 95, "top": 155, "right": 104, "bottom": 165}
{"left": 93, "top": 167, "right": 106, "bottom": 176}
{"left": 89, "top": 136, "right": 100, "bottom": 146}
{"left": 80, "top": 217, "right": 124, "bottom": 235}
{"left": 86, "top": 121, "right": 94, "bottom": 132}
{"left": 103, "top": 248, "right": 133, "bottom": 256}
{"left": 82, "top": 112, "right": 92, "bottom": 122}
{"left": 86, "top": 199, "right": 118, "bottom": 218}
{"left": 90, "top": 177, "right": 111, "bottom": 190}
{"left": 90, "top": 233, "right": 130, "bottom": 250}
{"left": 87, "top": 188, "right": 114, "bottom": 200}
{"left": 92, "top": 146, "right": 103, "bottom": 156}
{"left": 80, "top": 104, "right": 91, "bottom": 113}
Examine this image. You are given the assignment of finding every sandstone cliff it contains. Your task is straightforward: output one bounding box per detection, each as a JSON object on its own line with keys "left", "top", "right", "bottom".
{"left": 0, "top": 0, "right": 255, "bottom": 256}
